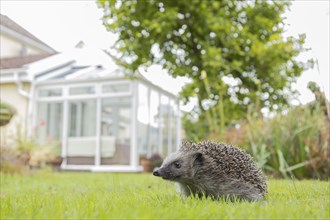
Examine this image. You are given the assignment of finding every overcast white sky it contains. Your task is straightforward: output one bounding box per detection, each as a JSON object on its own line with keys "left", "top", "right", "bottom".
{"left": 1, "top": 0, "right": 329, "bottom": 104}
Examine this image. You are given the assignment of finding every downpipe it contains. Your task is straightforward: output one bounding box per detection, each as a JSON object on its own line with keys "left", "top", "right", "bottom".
{"left": 13, "top": 71, "right": 35, "bottom": 137}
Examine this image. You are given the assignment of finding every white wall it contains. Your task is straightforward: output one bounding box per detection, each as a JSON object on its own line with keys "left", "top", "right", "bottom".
{"left": 0, "top": 83, "right": 30, "bottom": 146}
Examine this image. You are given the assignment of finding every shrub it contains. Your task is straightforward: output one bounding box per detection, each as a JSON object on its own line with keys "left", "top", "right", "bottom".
{"left": 221, "top": 104, "right": 329, "bottom": 179}
{"left": 0, "top": 146, "right": 29, "bottom": 174}
{"left": 0, "top": 123, "right": 62, "bottom": 174}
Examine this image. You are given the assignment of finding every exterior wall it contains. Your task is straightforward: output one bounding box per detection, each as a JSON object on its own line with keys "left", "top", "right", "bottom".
{"left": 0, "top": 34, "right": 44, "bottom": 58}
{"left": 0, "top": 83, "right": 30, "bottom": 146}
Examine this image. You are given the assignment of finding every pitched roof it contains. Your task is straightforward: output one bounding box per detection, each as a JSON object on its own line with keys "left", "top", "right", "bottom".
{"left": 0, "top": 14, "right": 56, "bottom": 53}
{"left": 0, "top": 54, "right": 55, "bottom": 69}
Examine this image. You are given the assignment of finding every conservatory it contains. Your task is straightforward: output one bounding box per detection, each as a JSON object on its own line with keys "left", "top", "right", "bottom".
{"left": 28, "top": 48, "right": 181, "bottom": 172}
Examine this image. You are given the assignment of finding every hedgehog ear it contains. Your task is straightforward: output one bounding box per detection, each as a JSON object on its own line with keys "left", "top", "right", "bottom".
{"left": 193, "top": 152, "right": 203, "bottom": 166}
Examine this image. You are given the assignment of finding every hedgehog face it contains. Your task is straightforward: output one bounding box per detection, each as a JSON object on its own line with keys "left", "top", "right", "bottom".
{"left": 153, "top": 151, "right": 204, "bottom": 182}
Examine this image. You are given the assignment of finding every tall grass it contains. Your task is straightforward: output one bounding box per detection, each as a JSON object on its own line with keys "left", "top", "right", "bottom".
{"left": 222, "top": 104, "right": 329, "bottom": 179}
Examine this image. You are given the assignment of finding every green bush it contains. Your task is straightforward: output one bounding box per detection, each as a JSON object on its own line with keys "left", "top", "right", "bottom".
{"left": 253, "top": 107, "right": 330, "bottom": 179}
{"left": 219, "top": 104, "right": 329, "bottom": 179}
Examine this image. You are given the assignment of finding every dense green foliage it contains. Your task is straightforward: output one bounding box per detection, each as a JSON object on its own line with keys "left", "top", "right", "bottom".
{"left": 219, "top": 104, "right": 330, "bottom": 179}
{"left": 98, "top": 0, "right": 311, "bottom": 134}
{"left": 1, "top": 172, "right": 329, "bottom": 219}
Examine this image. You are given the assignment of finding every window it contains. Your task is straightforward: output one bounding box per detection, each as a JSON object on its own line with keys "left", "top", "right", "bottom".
{"left": 137, "top": 84, "right": 149, "bottom": 157}
{"left": 101, "top": 97, "right": 131, "bottom": 165}
{"left": 161, "top": 95, "right": 170, "bottom": 157}
{"left": 37, "top": 102, "right": 63, "bottom": 142}
{"left": 68, "top": 100, "right": 96, "bottom": 137}
{"left": 39, "top": 88, "right": 62, "bottom": 97}
{"left": 149, "top": 90, "right": 160, "bottom": 155}
{"left": 35, "top": 80, "right": 180, "bottom": 168}
{"left": 67, "top": 99, "right": 97, "bottom": 165}
{"left": 69, "top": 86, "right": 95, "bottom": 95}
{"left": 170, "top": 99, "right": 178, "bottom": 153}
{"left": 102, "top": 83, "right": 130, "bottom": 94}
{"left": 101, "top": 97, "right": 131, "bottom": 139}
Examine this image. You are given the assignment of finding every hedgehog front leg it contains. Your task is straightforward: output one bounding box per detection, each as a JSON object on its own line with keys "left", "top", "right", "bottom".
{"left": 175, "top": 182, "right": 192, "bottom": 198}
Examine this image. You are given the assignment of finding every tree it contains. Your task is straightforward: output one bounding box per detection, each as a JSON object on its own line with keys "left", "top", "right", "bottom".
{"left": 98, "top": 0, "right": 311, "bottom": 139}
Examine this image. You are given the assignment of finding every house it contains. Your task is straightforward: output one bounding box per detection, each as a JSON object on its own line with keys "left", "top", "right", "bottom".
{"left": 0, "top": 14, "right": 56, "bottom": 57}
{"left": 0, "top": 14, "right": 56, "bottom": 145}
{"left": 0, "top": 15, "right": 181, "bottom": 172}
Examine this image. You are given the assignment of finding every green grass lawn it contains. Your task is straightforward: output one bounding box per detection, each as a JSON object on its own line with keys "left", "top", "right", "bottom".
{"left": 0, "top": 171, "right": 329, "bottom": 219}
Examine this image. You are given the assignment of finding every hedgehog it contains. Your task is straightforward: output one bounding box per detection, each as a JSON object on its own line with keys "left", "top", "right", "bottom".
{"left": 153, "top": 141, "right": 267, "bottom": 202}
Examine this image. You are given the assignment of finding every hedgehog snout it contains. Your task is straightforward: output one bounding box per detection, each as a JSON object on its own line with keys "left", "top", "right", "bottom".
{"left": 153, "top": 169, "right": 161, "bottom": 177}
{"left": 153, "top": 168, "right": 167, "bottom": 178}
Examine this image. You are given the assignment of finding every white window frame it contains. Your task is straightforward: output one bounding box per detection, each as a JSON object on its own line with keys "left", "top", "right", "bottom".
{"left": 101, "top": 81, "right": 132, "bottom": 97}
{"left": 33, "top": 78, "right": 180, "bottom": 171}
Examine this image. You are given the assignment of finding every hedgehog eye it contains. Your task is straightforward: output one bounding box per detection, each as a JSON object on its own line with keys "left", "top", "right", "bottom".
{"left": 173, "top": 161, "right": 181, "bottom": 169}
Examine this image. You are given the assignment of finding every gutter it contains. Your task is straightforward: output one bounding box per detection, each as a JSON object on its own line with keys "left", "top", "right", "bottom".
{"left": 13, "top": 71, "right": 31, "bottom": 98}
{"left": 13, "top": 71, "right": 35, "bottom": 137}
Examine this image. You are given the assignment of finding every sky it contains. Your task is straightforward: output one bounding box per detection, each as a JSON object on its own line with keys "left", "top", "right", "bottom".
{"left": 1, "top": 0, "right": 329, "bottom": 105}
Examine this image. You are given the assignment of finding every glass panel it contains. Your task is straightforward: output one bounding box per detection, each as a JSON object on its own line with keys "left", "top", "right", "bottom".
{"left": 149, "top": 90, "right": 160, "bottom": 156}
{"left": 161, "top": 95, "right": 170, "bottom": 157}
{"left": 101, "top": 97, "right": 131, "bottom": 165}
{"left": 39, "top": 88, "right": 62, "bottom": 97}
{"left": 170, "top": 99, "right": 177, "bottom": 153}
{"left": 67, "top": 100, "right": 96, "bottom": 165}
{"left": 37, "top": 102, "right": 63, "bottom": 142}
{"left": 102, "top": 83, "right": 130, "bottom": 93}
{"left": 69, "top": 86, "right": 95, "bottom": 95}
{"left": 68, "top": 100, "right": 96, "bottom": 137}
{"left": 36, "top": 102, "right": 63, "bottom": 162}
{"left": 137, "top": 84, "right": 149, "bottom": 159}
